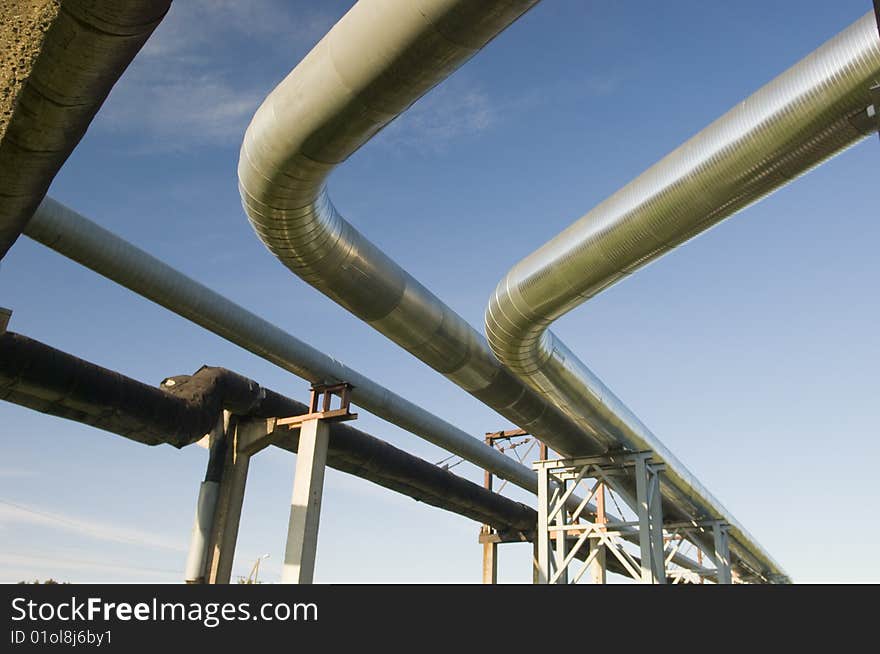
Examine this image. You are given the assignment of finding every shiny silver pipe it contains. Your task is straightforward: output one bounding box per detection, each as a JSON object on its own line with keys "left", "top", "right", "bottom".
{"left": 238, "top": 0, "right": 592, "bottom": 474}
{"left": 24, "top": 198, "right": 709, "bottom": 577}
{"left": 24, "top": 197, "right": 530, "bottom": 491}
{"left": 237, "top": 0, "right": 785, "bottom": 581}
{"left": 487, "top": 12, "right": 880, "bottom": 584}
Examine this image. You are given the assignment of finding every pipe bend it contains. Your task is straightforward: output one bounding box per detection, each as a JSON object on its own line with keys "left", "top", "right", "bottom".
{"left": 486, "top": 11, "right": 880, "bottom": 585}
{"left": 237, "top": 0, "right": 592, "bottom": 449}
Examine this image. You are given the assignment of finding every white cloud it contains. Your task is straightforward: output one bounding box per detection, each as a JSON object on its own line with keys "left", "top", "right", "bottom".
{"left": 141, "top": 0, "right": 336, "bottom": 58}
{"left": 99, "top": 0, "right": 339, "bottom": 151}
{"left": 379, "top": 79, "right": 497, "bottom": 153}
{"left": 100, "top": 71, "right": 266, "bottom": 150}
{"left": 0, "top": 468, "right": 35, "bottom": 479}
{"left": 0, "top": 499, "right": 186, "bottom": 553}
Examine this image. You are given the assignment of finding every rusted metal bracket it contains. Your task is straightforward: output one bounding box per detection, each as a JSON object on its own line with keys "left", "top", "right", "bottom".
{"left": 275, "top": 382, "right": 358, "bottom": 428}
{"left": 238, "top": 383, "right": 357, "bottom": 456}
{"left": 480, "top": 428, "right": 546, "bottom": 583}
{"left": 0, "top": 308, "right": 11, "bottom": 334}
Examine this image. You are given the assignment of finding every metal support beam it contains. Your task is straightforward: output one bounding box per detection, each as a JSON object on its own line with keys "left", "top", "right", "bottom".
{"left": 478, "top": 429, "right": 540, "bottom": 584}
{"left": 281, "top": 418, "right": 330, "bottom": 584}
{"left": 534, "top": 452, "right": 667, "bottom": 584}
{"left": 591, "top": 483, "right": 607, "bottom": 584}
{"left": 184, "top": 414, "right": 227, "bottom": 584}
{"left": 713, "top": 521, "right": 732, "bottom": 585}
{"left": 554, "top": 500, "right": 568, "bottom": 584}
{"left": 481, "top": 436, "right": 498, "bottom": 584}
{"left": 532, "top": 540, "right": 541, "bottom": 584}
{"left": 536, "top": 460, "right": 552, "bottom": 584}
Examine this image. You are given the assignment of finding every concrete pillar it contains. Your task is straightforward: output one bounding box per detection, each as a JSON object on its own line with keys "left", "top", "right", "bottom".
{"left": 482, "top": 539, "right": 498, "bottom": 584}
{"left": 204, "top": 417, "right": 257, "bottom": 584}
{"left": 281, "top": 418, "right": 330, "bottom": 584}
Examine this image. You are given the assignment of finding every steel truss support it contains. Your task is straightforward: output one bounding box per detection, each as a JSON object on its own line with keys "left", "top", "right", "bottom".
{"left": 662, "top": 520, "right": 734, "bottom": 584}
{"left": 713, "top": 521, "right": 732, "bottom": 585}
{"left": 533, "top": 452, "right": 667, "bottom": 584}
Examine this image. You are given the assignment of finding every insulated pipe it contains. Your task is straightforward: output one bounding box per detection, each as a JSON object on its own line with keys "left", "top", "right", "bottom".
{"left": 235, "top": 0, "right": 782, "bottom": 581}
{"left": 486, "top": 12, "right": 880, "bottom": 584}
{"left": 0, "top": 331, "right": 706, "bottom": 579}
{"left": 0, "top": 0, "right": 171, "bottom": 259}
{"left": 237, "top": 0, "right": 591, "bottom": 458}
{"left": 24, "top": 197, "right": 535, "bottom": 491}
{"left": 23, "top": 201, "right": 712, "bottom": 577}
{"left": 0, "top": 330, "right": 539, "bottom": 537}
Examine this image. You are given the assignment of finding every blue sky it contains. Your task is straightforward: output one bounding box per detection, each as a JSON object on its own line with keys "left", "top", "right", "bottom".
{"left": 1, "top": 0, "right": 878, "bottom": 583}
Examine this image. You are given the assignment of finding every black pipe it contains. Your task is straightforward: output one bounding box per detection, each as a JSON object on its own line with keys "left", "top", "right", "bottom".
{"left": 0, "top": 332, "right": 211, "bottom": 446}
{"left": 0, "top": 332, "right": 533, "bottom": 535}
{"left": 0, "top": 331, "right": 644, "bottom": 576}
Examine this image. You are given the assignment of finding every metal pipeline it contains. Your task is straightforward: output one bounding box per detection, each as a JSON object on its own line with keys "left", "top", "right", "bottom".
{"left": 486, "top": 12, "right": 880, "bottom": 583}
{"left": 6, "top": 329, "right": 669, "bottom": 578}
{"left": 0, "top": 330, "right": 540, "bottom": 539}
{"left": 23, "top": 200, "right": 710, "bottom": 576}
{"left": 237, "top": 0, "right": 592, "bottom": 459}
{"left": 23, "top": 197, "right": 532, "bottom": 490}
{"left": 235, "top": 0, "right": 787, "bottom": 580}
{"left": 0, "top": 0, "right": 171, "bottom": 259}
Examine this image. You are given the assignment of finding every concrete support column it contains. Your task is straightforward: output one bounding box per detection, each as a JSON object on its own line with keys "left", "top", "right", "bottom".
{"left": 203, "top": 417, "right": 260, "bottom": 584}
{"left": 281, "top": 418, "right": 330, "bottom": 584}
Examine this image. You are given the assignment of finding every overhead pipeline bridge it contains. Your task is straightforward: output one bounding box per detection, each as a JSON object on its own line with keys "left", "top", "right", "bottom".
{"left": 1, "top": 0, "right": 879, "bottom": 584}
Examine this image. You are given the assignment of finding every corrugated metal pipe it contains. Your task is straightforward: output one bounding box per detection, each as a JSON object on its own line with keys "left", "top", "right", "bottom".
{"left": 236, "top": 0, "right": 796, "bottom": 581}
{"left": 0, "top": 0, "right": 171, "bottom": 259}
{"left": 23, "top": 200, "right": 711, "bottom": 577}
{"left": 486, "top": 12, "right": 880, "bottom": 583}
{"left": 24, "top": 197, "right": 535, "bottom": 492}
{"left": 238, "top": 0, "right": 594, "bottom": 490}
